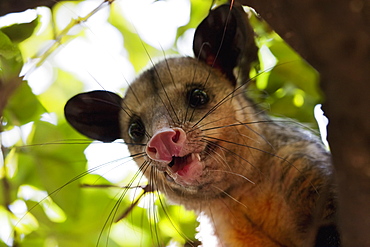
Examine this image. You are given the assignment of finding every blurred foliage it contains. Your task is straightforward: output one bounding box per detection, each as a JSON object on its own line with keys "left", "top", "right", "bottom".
{"left": 0, "top": 0, "right": 322, "bottom": 246}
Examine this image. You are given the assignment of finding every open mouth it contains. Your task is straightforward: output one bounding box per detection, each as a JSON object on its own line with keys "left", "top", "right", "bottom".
{"left": 164, "top": 153, "right": 203, "bottom": 184}
{"left": 168, "top": 153, "right": 200, "bottom": 173}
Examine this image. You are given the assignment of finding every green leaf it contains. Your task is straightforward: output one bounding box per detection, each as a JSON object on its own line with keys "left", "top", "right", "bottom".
{"left": 1, "top": 18, "right": 39, "bottom": 43}
{"left": 0, "top": 30, "right": 19, "bottom": 59}
{"left": 3, "top": 82, "right": 46, "bottom": 126}
{"left": 0, "top": 30, "right": 23, "bottom": 79}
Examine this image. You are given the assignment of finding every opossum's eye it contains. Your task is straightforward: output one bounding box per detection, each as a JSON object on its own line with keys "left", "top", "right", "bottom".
{"left": 188, "top": 89, "right": 209, "bottom": 108}
{"left": 128, "top": 116, "right": 145, "bottom": 142}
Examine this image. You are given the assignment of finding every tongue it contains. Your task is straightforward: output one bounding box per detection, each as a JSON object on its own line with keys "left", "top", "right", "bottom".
{"left": 171, "top": 155, "right": 191, "bottom": 174}
{"left": 168, "top": 153, "right": 203, "bottom": 185}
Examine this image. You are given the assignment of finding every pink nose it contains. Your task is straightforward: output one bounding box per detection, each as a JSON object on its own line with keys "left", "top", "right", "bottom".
{"left": 146, "top": 127, "right": 187, "bottom": 162}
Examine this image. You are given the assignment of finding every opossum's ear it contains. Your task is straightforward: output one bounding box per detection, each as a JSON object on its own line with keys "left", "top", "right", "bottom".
{"left": 64, "top": 90, "right": 122, "bottom": 142}
{"left": 193, "top": 4, "right": 258, "bottom": 83}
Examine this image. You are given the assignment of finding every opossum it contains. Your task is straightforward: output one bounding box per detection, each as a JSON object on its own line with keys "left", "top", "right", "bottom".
{"left": 65, "top": 4, "right": 339, "bottom": 247}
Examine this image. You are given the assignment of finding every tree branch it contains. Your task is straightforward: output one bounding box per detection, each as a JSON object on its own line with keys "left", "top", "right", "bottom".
{"left": 239, "top": 1, "right": 370, "bottom": 246}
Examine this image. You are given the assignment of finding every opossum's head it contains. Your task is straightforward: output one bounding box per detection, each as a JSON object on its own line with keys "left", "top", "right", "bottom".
{"left": 64, "top": 5, "right": 259, "bottom": 205}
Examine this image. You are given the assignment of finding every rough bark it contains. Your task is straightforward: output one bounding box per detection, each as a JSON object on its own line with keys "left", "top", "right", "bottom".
{"left": 237, "top": 0, "right": 370, "bottom": 246}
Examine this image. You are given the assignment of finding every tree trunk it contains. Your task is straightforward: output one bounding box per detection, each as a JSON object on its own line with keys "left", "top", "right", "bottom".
{"left": 239, "top": 0, "right": 370, "bottom": 246}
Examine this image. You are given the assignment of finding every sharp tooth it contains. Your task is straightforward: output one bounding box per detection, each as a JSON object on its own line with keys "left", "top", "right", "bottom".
{"left": 192, "top": 153, "right": 201, "bottom": 162}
